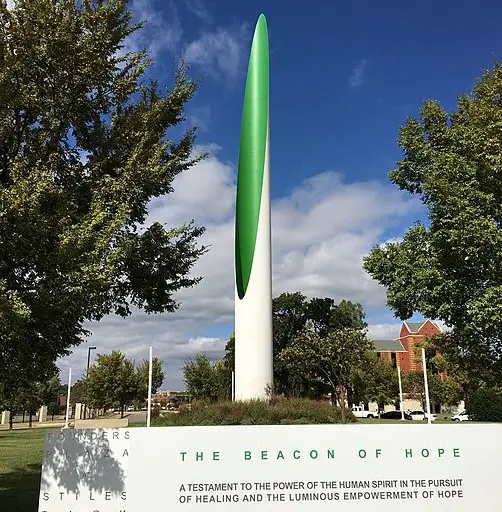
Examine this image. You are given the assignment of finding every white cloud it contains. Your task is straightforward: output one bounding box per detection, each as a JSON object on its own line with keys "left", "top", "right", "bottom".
{"left": 367, "top": 323, "right": 402, "bottom": 340}
{"left": 183, "top": 25, "right": 249, "bottom": 80}
{"left": 124, "top": 0, "right": 183, "bottom": 59}
{"left": 188, "top": 105, "right": 211, "bottom": 132}
{"left": 348, "top": 59, "right": 367, "bottom": 89}
{"left": 119, "top": 1, "right": 248, "bottom": 84}
{"left": 58, "top": 147, "right": 421, "bottom": 389}
{"left": 185, "top": 0, "right": 213, "bottom": 24}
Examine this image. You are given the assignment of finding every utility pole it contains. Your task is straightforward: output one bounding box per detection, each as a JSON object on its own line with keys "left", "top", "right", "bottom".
{"left": 422, "top": 348, "right": 432, "bottom": 425}
{"left": 84, "top": 346, "right": 96, "bottom": 419}
{"left": 86, "top": 346, "right": 97, "bottom": 377}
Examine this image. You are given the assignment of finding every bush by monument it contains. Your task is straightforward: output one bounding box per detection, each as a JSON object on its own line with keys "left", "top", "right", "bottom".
{"left": 154, "top": 397, "right": 355, "bottom": 426}
{"left": 466, "top": 388, "right": 502, "bottom": 422}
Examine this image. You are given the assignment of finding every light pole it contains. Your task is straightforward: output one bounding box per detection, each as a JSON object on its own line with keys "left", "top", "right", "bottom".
{"left": 398, "top": 365, "right": 405, "bottom": 420}
{"left": 86, "top": 346, "right": 97, "bottom": 377}
{"left": 422, "top": 348, "right": 432, "bottom": 425}
{"left": 84, "top": 346, "right": 96, "bottom": 419}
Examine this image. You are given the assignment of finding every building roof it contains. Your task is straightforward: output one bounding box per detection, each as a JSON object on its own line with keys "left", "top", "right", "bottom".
{"left": 371, "top": 339, "right": 407, "bottom": 353}
{"left": 403, "top": 320, "right": 442, "bottom": 333}
{"left": 404, "top": 322, "right": 424, "bottom": 333}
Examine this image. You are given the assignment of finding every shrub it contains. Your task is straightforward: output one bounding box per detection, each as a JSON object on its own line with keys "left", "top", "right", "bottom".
{"left": 466, "top": 388, "right": 502, "bottom": 422}
{"left": 151, "top": 404, "right": 161, "bottom": 420}
{"left": 153, "top": 397, "right": 354, "bottom": 426}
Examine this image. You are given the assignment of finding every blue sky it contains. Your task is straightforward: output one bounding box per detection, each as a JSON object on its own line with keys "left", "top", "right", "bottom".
{"left": 58, "top": 0, "right": 501, "bottom": 387}
{"left": 188, "top": 0, "right": 497, "bottom": 182}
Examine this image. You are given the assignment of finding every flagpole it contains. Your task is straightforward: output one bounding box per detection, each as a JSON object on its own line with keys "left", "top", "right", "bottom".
{"left": 147, "top": 347, "right": 153, "bottom": 428}
{"left": 64, "top": 368, "right": 72, "bottom": 429}
{"left": 398, "top": 365, "right": 405, "bottom": 420}
{"left": 422, "top": 348, "right": 432, "bottom": 425}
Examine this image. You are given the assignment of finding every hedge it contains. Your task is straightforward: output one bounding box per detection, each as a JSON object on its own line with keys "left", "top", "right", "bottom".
{"left": 153, "top": 397, "right": 354, "bottom": 426}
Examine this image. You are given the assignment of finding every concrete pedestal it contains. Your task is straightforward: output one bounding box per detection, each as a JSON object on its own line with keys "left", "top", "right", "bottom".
{"left": 1, "top": 411, "right": 10, "bottom": 425}
{"left": 75, "top": 403, "right": 83, "bottom": 420}
{"left": 38, "top": 405, "right": 48, "bottom": 423}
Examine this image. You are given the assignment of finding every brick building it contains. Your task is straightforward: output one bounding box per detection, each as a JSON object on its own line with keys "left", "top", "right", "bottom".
{"left": 372, "top": 320, "right": 442, "bottom": 375}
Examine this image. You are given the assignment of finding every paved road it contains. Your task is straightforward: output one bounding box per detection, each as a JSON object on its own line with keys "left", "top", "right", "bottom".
{"left": 123, "top": 411, "right": 147, "bottom": 424}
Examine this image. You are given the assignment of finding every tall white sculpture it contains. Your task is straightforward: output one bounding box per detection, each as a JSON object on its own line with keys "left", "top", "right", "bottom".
{"left": 234, "top": 14, "right": 273, "bottom": 400}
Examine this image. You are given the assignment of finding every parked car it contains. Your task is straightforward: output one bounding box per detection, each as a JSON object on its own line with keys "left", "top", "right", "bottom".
{"left": 452, "top": 411, "right": 470, "bottom": 421}
{"left": 409, "top": 410, "right": 437, "bottom": 421}
{"left": 380, "top": 410, "right": 412, "bottom": 420}
{"left": 351, "top": 405, "right": 377, "bottom": 418}
{"left": 409, "top": 410, "right": 425, "bottom": 421}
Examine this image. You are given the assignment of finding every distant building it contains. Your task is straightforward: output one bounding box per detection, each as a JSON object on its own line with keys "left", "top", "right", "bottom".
{"left": 152, "top": 390, "right": 191, "bottom": 408}
{"left": 372, "top": 320, "right": 443, "bottom": 375}
{"left": 372, "top": 339, "right": 406, "bottom": 369}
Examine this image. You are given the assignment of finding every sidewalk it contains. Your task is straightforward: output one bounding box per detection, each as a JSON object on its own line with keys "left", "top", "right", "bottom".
{"left": 0, "top": 420, "right": 66, "bottom": 431}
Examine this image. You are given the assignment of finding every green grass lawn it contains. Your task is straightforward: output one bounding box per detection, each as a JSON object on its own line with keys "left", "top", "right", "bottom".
{"left": 0, "top": 429, "right": 47, "bottom": 512}
{"left": 0, "top": 423, "right": 147, "bottom": 512}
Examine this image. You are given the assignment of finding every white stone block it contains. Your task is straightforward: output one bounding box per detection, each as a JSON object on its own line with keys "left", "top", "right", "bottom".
{"left": 38, "top": 405, "right": 48, "bottom": 423}
{"left": 1, "top": 410, "right": 10, "bottom": 425}
{"left": 75, "top": 402, "right": 83, "bottom": 420}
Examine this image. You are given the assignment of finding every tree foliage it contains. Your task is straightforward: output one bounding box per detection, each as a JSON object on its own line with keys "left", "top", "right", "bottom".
{"left": 349, "top": 351, "right": 399, "bottom": 410}
{"left": 275, "top": 293, "right": 368, "bottom": 395}
{"left": 279, "top": 326, "right": 371, "bottom": 421}
{"left": 182, "top": 353, "right": 228, "bottom": 402}
{"left": 403, "top": 371, "right": 462, "bottom": 411}
{"left": 222, "top": 293, "right": 367, "bottom": 397}
{"left": 364, "top": 64, "right": 502, "bottom": 383}
{"left": 0, "top": 358, "right": 57, "bottom": 427}
{"left": 136, "top": 357, "right": 165, "bottom": 400}
{"left": 0, "top": 0, "right": 206, "bottom": 387}
{"left": 86, "top": 351, "right": 139, "bottom": 417}
{"left": 68, "top": 380, "right": 87, "bottom": 406}
{"left": 466, "top": 388, "right": 502, "bottom": 422}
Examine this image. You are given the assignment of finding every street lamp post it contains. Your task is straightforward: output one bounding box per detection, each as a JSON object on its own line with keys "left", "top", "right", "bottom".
{"left": 86, "top": 346, "right": 97, "bottom": 377}
{"left": 84, "top": 346, "right": 96, "bottom": 420}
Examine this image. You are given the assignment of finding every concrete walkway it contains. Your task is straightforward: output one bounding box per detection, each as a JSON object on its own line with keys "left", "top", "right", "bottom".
{"left": 0, "top": 420, "right": 67, "bottom": 431}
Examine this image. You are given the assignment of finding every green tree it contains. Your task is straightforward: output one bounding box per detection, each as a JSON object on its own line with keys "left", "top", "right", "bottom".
{"left": 182, "top": 353, "right": 227, "bottom": 401}
{"left": 38, "top": 375, "right": 63, "bottom": 419}
{"left": 349, "top": 351, "right": 399, "bottom": 413}
{"left": 0, "top": 0, "right": 206, "bottom": 388}
{"left": 273, "top": 293, "right": 366, "bottom": 395}
{"left": 306, "top": 298, "right": 367, "bottom": 337}
{"left": 279, "top": 326, "right": 371, "bottom": 421}
{"left": 272, "top": 292, "right": 308, "bottom": 356}
{"left": 213, "top": 360, "right": 230, "bottom": 400}
{"left": 363, "top": 64, "right": 502, "bottom": 383}
{"left": 222, "top": 333, "right": 235, "bottom": 396}
{"left": 0, "top": 359, "right": 57, "bottom": 428}
{"left": 466, "top": 388, "right": 502, "bottom": 422}
{"left": 225, "top": 294, "right": 368, "bottom": 397}
{"left": 403, "top": 371, "right": 461, "bottom": 412}
{"left": 439, "top": 377, "right": 464, "bottom": 408}
{"left": 86, "top": 351, "right": 139, "bottom": 417}
{"left": 137, "top": 357, "right": 165, "bottom": 401}
{"left": 69, "top": 380, "right": 88, "bottom": 406}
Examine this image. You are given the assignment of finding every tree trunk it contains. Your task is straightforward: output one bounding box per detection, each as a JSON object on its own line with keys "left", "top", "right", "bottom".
{"left": 22, "top": 411, "right": 25, "bottom": 422}
{"left": 28, "top": 412, "right": 32, "bottom": 428}
{"left": 121, "top": 404, "right": 124, "bottom": 419}
{"left": 9, "top": 413, "right": 13, "bottom": 430}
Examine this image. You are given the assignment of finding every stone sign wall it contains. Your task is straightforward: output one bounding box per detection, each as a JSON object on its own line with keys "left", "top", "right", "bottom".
{"left": 39, "top": 424, "right": 502, "bottom": 511}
